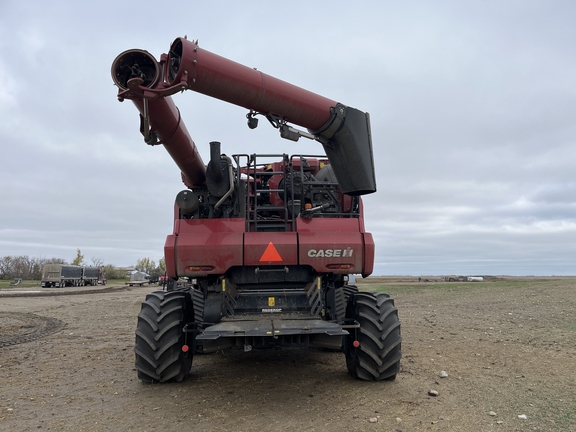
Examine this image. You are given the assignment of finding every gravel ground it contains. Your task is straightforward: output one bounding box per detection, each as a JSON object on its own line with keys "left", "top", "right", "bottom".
{"left": 0, "top": 277, "right": 575, "bottom": 431}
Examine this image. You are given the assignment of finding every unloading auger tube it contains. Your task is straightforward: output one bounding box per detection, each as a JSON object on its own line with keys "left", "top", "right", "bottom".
{"left": 111, "top": 36, "right": 376, "bottom": 195}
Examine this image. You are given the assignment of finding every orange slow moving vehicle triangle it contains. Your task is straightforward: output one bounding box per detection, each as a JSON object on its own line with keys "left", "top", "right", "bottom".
{"left": 259, "top": 242, "right": 283, "bottom": 262}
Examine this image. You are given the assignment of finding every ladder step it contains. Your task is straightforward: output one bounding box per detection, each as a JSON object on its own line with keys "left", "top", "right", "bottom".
{"left": 254, "top": 206, "right": 286, "bottom": 211}
{"left": 255, "top": 189, "right": 284, "bottom": 193}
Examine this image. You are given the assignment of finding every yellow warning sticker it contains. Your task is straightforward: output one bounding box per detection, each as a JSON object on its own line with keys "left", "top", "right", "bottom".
{"left": 268, "top": 297, "right": 275, "bottom": 307}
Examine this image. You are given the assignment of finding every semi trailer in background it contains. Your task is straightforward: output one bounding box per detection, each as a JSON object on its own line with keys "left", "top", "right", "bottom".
{"left": 41, "top": 265, "right": 106, "bottom": 287}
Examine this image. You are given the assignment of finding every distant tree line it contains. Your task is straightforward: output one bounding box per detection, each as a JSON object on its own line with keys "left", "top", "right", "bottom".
{"left": 0, "top": 252, "right": 166, "bottom": 281}
{"left": 0, "top": 256, "right": 66, "bottom": 280}
{"left": 135, "top": 257, "right": 166, "bottom": 279}
{"left": 100, "top": 265, "right": 126, "bottom": 280}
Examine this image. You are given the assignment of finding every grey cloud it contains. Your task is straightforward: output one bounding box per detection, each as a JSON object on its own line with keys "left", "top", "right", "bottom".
{"left": 1, "top": 0, "right": 575, "bottom": 275}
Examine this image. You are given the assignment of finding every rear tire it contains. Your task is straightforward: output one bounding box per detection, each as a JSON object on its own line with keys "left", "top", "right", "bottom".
{"left": 344, "top": 292, "right": 402, "bottom": 381}
{"left": 343, "top": 284, "right": 359, "bottom": 302}
{"left": 134, "top": 289, "right": 194, "bottom": 383}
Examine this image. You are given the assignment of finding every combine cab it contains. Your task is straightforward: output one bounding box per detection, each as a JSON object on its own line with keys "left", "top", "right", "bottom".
{"left": 111, "top": 37, "right": 401, "bottom": 383}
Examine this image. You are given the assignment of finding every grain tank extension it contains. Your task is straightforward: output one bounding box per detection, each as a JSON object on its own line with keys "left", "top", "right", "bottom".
{"left": 111, "top": 37, "right": 401, "bottom": 383}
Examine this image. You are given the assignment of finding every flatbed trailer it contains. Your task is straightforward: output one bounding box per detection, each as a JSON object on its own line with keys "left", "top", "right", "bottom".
{"left": 125, "top": 281, "right": 147, "bottom": 286}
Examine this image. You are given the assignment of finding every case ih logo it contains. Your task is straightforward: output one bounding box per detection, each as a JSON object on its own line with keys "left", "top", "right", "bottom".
{"left": 307, "top": 248, "right": 353, "bottom": 258}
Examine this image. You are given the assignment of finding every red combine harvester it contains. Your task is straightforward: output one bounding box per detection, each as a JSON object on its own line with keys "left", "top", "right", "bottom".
{"left": 111, "top": 37, "right": 401, "bottom": 383}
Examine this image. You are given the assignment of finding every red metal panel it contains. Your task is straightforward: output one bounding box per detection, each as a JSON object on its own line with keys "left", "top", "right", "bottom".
{"left": 164, "top": 234, "right": 177, "bottom": 278}
{"left": 297, "top": 218, "right": 364, "bottom": 274}
{"left": 296, "top": 217, "right": 361, "bottom": 233}
{"left": 172, "top": 219, "right": 245, "bottom": 277}
{"left": 362, "top": 233, "right": 375, "bottom": 277}
{"left": 244, "top": 232, "right": 298, "bottom": 266}
{"left": 177, "top": 218, "right": 245, "bottom": 234}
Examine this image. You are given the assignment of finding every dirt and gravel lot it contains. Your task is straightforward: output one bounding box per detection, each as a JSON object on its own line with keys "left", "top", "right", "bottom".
{"left": 1, "top": 277, "right": 575, "bottom": 431}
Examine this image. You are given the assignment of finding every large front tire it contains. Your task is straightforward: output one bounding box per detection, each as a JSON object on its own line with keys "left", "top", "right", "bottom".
{"left": 134, "top": 289, "right": 194, "bottom": 383}
{"left": 344, "top": 292, "right": 402, "bottom": 381}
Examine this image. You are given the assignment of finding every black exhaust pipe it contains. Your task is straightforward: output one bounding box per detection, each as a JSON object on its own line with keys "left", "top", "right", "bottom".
{"left": 209, "top": 141, "right": 223, "bottom": 182}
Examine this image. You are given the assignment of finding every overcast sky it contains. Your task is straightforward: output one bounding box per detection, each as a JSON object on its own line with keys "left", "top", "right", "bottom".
{"left": 1, "top": 0, "right": 575, "bottom": 276}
